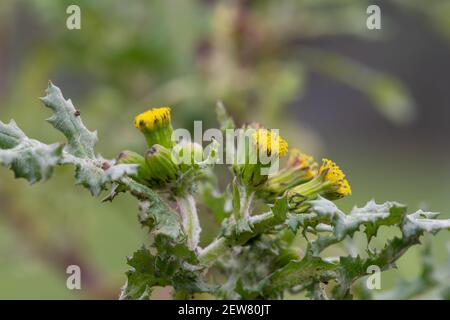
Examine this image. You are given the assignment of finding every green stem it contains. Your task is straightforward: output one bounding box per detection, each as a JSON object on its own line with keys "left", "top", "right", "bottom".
{"left": 176, "top": 194, "right": 201, "bottom": 251}
{"left": 199, "top": 211, "right": 279, "bottom": 265}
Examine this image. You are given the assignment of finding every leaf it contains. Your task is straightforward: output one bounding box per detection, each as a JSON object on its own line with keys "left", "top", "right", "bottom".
{"left": 303, "top": 197, "right": 407, "bottom": 254}
{"left": 0, "top": 119, "right": 25, "bottom": 149}
{"left": 402, "top": 210, "right": 450, "bottom": 237}
{"left": 120, "top": 246, "right": 159, "bottom": 300}
{"left": 37, "top": 82, "right": 137, "bottom": 196}
{"left": 260, "top": 253, "right": 337, "bottom": 298}
{"left": 0, "top": 120, "right": 63, "bottom": 183}
{"left": 371, "top": 243, "right": 437, "bottom": 300}
{"left": 120, "top": 178, "right": 184, "bottom": 242}
{"left": 271, "top": 196, "right": 289, "bottom": 223}
{"left": 40, "top": 81, "right": 98, "bottom": 159}
{"left": 330, "top": 207, "right": 450, "bottom": 299}
{"left": 120, "top": 244, "right": 216, "bottom": 300}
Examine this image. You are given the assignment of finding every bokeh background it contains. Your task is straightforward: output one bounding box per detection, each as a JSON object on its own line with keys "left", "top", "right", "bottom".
{"left": 0, "top": 0, "right": 449, "bottom": 299}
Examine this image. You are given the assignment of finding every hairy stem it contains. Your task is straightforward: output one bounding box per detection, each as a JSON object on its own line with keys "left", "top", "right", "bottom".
{"left": 176, "top": 194, "right": 201, "bottom": 251}
{"left": 199, "top": 210, "right": 281, "bottom": 265}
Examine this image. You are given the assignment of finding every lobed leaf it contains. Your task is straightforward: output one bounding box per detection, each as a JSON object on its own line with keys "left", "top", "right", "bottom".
{"left": 40, "top": 81, "right": 97, "bottom": 159}
{"left": 0, "top": 120, "right": 63, "bottom": 183}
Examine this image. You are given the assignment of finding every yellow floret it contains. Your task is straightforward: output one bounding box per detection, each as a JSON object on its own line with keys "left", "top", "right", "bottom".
{"left": 319, "top": 158, "right": 352, "bottom": 197}
{"left": 134, "top": 107, "right": 171, "bottom": 131}
{"left": 253, "top": 129, "right": 288, "bottom": 157}
{"left": 287, "top": 148, "right": 318, "bottom": 179}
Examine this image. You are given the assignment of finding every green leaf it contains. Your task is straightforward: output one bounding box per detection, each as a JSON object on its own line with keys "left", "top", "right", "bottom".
{"left": 402, "top": 210, "right": 450, "bottom": 237}
{"left": 0, "top": 120, "right": 63, "bottom": 183}
{"left": 120, "top": 246, "right": 159, "bottom": 300}
{"left": 120, "top": 178, "right": 184, "bottom": 242}
{"left": 304, "top": 197, "right": 407, "bottom": 254}
{"left": 330, "top": 207, "right": 450, "bottom": 299}
{"left": 260, "top": 253, "right": 337, "bottom": 298}
{"left": 271, "top": 196, "right": 289, "bottom": 223}
{"left": 40, "top": 81, "right": 98, "bottom": 159}
{"left": 37, "top": 82, "right": 137, "bottom": 196}
{"left": 0, "top": 119, "right": 25, "bottom": 149}
{"left": 120, "top": 244, "right": 216, "bottom": 300}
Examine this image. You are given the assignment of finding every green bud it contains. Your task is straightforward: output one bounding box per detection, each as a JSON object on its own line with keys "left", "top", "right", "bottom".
{"left": 286, "top": 159, "right": 351, "bottom": 212}
{"left": 145, "top": 144, "right": 180, "bottom": 184}
{"left": 116, "top": 150, "right": 152, "bottom": 184}
{"left": 257, "top": 150, "right": 318, "bottom": 200}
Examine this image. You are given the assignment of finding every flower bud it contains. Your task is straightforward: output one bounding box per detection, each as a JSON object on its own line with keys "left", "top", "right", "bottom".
{"left": 134, "top": 107, "right": 173, "bottom": 148}
{"left": 145, "top": 144, "right": 180, "bottom": 184}
{"left": 258, "top": 149, "right": 318, "bottom": 199}
{"left": 116, "top": 150, "right": 152, "bottom": 184}
{"left": 237, "top": 128, "right": 288, "bottom": 187}
{"left": 287, "top": 158, "right": 351, "bottom": 212}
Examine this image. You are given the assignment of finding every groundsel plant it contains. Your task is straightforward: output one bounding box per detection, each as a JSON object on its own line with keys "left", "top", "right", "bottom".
{"left": 1, "top": 82, "right": 449, "bottom": 300}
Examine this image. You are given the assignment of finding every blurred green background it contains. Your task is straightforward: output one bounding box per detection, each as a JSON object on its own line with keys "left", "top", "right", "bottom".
{"left": 0, "top": 0, "right": 449, "bottom": 299}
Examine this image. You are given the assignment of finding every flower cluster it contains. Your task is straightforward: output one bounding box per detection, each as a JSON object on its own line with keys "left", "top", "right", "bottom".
{"left": 127, "top": 106, "right": 352, "bottom": 206}
{"left": 119, "top": 107, "right": 204, "bottom": 194}
{"left": 4, "top": 82, "right": 449, "bottom": 301}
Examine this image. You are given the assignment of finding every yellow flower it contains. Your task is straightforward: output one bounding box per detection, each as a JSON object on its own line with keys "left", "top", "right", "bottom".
{"left": 134, "top": 107, "right": 171, "bottom": 131}
{"left": 319, "top": 158, "right": 352, "bottom": 198}
{"left": 287, "top": 148, "right": 318, "bottom": 179}
{"left": 253, "top": 129, "right": 288, "bottom": 157}
{"left": 286, "top": 158, "right": 352, "bottom": 212}
{"left": 134, "top": 107, "right": 173, "bottom": 148}
{"left": 257, "top": 149, "right": 318, "bottom": 200}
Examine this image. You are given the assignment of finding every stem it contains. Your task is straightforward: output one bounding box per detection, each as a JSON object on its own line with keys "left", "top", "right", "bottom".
{"left": 176, "top": 194, "right": 201, "bottom": 251}
{"left": 199, "top": 211, "right": 278, "bottom": 265}
{"left": 232, "top": 180, "right": 253, "bottom": 221}
{"left": 198, "top": 237, "right": 228, "bottom": 265}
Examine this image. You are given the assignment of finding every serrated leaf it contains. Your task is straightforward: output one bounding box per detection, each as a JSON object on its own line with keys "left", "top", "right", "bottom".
{"left": 305, "top": 197, "right": 407, "bottom": 254}
{"left": 37, "top": 82, "right": 137, "bottom": 196}
{"left": 331, "top": 208, "right": 450, "bottom": 299}
{"left": 0, "top": 119, "right": 25, "bottom": 149}
{"left": 40, "top": 81, "right": 97, "bottom": 159}
{"left": 0, "top": 120, "right": 63, "bottom": 183}
{"left": 402, "top": 210, "right": 450, "bottom": 237}
{"left": 120, "top": 244, "right": 216, "bottom": 300}
{"left": 260, "top": 253, "right": 337, "bottom": 298}
{"left": 121, "top": 178, "right": 184, "bottom": 242}
{"left": 120, "top": 246, "right": 159, "bottom": 300}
